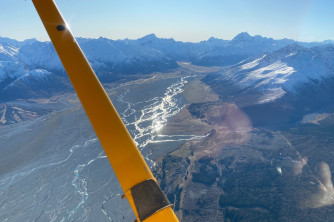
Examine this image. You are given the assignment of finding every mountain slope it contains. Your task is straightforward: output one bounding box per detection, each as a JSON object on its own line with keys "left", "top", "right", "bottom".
{"left": 203, "top": 43, "right": 334, "bottom": 126}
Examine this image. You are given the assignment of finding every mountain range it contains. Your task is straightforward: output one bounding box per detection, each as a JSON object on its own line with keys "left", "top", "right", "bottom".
{"left": 1, "top": 32, "right": 334, "bottom": 103}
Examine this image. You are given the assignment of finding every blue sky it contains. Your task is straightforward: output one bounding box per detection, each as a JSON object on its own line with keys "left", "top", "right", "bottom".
{"left": 0, "top": 0, "right": 333, "bottom": 42}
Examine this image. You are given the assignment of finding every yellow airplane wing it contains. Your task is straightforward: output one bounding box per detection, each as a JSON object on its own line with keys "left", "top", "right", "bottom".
{"left": 31, "top": 0, "right": 179, "bottom": 221}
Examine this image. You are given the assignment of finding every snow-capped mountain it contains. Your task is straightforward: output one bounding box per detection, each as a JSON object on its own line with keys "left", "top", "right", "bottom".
{"left": 0, "top": 39, "right": 65, "bottom": 100}
{"left": 1, "top": 33, "right": 333, "bottom": 101}
{"left": 203, "top": 43, "right": 334, "bottom": 126}
{"left": 214, "top": 43, "right": 334, "bottom": 103}
{"left": 192, "top": 32, "right": 296, "bottom": 66}
{"left": 0, "top": 36, "right": 179, "bottom": 100}
{"left": 1, "top": 69, "right": 72, "bottom": 100}
{"left": 77, "top": 36, "right": 178, "bottom": 74}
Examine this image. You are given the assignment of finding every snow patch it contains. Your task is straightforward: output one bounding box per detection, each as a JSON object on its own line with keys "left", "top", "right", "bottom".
{"left": 286, "top": 52, "right": 296, "bottom": 58}
{"left": 240, "top": 61, "right": 296, "bottom": 89}
{"left": 5, "top": 69, "right": 51, "bottom": 89}
{"left": 258, "top": 87, "right": 286, "bottom": 104}
{"left": 0, "top": 44, "right": 19, "bottom": 58}
{"left": 240, "top": 55, "right": 266, "bottom": 70}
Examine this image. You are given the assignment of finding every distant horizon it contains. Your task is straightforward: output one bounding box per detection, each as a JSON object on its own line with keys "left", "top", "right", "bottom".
{"left": 1, "top": 0, "right": 334, "bottom": 43}
{"left": 1, "top": 32, "right": 334, "bottom": 44}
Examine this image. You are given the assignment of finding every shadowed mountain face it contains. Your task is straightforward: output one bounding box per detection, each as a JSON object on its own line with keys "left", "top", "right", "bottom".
{"left": 203, "top": 44, "right": 334, "bottom": 126}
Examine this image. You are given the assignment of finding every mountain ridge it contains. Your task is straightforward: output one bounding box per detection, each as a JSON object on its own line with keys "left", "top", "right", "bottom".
{"left": 1, "top": 32, "right": 334, "bottom": 101}
{"left": 202, "top": 43, "right": 334, "bottom": 126}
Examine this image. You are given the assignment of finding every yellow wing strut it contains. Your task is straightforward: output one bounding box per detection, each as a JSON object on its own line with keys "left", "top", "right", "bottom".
{"left": 31, "top": 0, "right": 179, "bottom": 221}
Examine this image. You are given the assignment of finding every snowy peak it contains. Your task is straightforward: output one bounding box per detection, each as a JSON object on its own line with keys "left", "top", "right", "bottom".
{"left": 230, "top": 32, "right": 275, "bottom": 46}
{"left": 0, "top": 37, "right": 21, "bottom": 47}
{"left": 138, "top": 34, "right": 159, "bottom": 44}
{"left": 140, "top": 33, "right": 158, "bottom": 40}
{"left": 229, "top": 33, "right": 295, "bottom": 51}
{"left": 231, "top": 32, "right": 252, "bottom": 42}
{"left": 192, "top": 32, "right": 298, "bottom": 66}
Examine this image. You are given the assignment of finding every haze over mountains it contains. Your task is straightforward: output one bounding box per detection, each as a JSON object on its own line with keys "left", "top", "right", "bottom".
{"left": 1, "top": 32, "right": 334, "bottom": 101}
{"left": 1, "top": 32, "right": 334, "bottom": 126}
